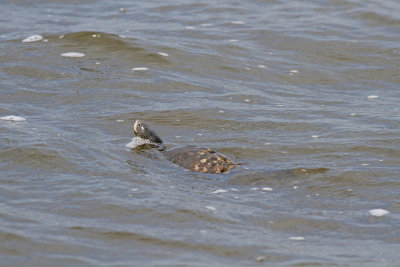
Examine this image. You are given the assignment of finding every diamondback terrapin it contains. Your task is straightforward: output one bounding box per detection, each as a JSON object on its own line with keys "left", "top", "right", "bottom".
{"left": 127, "top": 120, "right": 237, "bottom": 174}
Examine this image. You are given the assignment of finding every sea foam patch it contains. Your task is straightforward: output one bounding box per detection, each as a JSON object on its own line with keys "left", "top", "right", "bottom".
{"left": 61, "top": 52, "right": 85, "bottom": 57}
{"left": 212, "top": 189, "right": 228, "bottom": 194}
{"left": 0, "top": 115, "right": 26, "bottom": 122}
{"left": 157, "top": 52, "right": 169, "bottom": 57}
{"left": 205, "top": 206, "right": 216, "bottom": 211}
{"left": 132, "top": 67, "right": 148, "bottom": 71}
{"left": 231, "top": 21, "right": 245, "bottom": 25}
{"left": 261, "top": 187, "right": 273, "bottom": 191}
{"left": 22, "top": 35, "right": 43, "bottom": 43}
{"left": 369, "top": 209, "right": 389, "bottom": 217}
{"left": 125, "top": 136, "right": 152, "bottom": 149}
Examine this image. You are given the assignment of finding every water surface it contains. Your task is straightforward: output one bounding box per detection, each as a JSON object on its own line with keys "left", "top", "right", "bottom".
{"left": 1, "top": 0, "right": 400, "bottom": 266}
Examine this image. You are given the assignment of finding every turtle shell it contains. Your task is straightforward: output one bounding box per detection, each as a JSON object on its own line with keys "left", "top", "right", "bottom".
{"left": 163, "top": 145, "right": 236, "bottom": 174}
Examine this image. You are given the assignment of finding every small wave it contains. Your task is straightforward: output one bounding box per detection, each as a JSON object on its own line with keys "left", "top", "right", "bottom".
{"left": 0, "top": 147, "right": 77, "bottom": 172}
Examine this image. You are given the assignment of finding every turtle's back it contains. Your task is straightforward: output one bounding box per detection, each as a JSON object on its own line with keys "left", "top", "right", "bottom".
{"left": 164, "top": 145, "right": 236, "bottom": 174}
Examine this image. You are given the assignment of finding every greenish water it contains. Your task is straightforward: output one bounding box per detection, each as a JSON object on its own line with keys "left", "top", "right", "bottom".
{"left": 1, "top": 0, "right": 399, "bottom": 266}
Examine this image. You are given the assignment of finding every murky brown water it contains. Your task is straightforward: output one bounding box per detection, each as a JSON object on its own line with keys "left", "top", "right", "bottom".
{"left": 1, "top": 0, "right": 400, "bottom": 266}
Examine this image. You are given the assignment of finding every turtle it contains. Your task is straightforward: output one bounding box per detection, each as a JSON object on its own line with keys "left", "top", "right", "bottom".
{"left": 126, "top": 120, "right": 237, "bottom": 174}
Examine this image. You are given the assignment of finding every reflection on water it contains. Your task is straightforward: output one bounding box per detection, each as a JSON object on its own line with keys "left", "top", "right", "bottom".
{"left": 1, "top": 0, "right": 399, "bottom": 265}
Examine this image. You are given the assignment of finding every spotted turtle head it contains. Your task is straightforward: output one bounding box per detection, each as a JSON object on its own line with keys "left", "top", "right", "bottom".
{"left": 133, "top": 120, "right": 163, "bottom": 145}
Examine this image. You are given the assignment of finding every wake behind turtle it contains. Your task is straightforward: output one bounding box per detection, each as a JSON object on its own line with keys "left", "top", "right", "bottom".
{"left": 127, "top": 120, "right": 237, "bottom": 174}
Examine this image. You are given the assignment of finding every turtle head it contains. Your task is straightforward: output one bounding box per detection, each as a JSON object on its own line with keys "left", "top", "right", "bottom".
{"left": 133, "top": 120, "right": 163, "bottom": 146}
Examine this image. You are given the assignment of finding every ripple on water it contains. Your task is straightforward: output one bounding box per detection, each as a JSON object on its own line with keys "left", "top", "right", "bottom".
{"left": 1, "top": 0, "right": 400, "bottom": 265}
{"left": 0, "top": 146, "right": 78, "bottom": 172}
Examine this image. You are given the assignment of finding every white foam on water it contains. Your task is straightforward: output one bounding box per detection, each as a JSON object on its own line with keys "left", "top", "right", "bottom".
{"left": 251, "top": 188, "right": 259, "bottom": 191}
{"left": 201, "top": 23, "right": 213, "bottom": 27}
{"left": 289, "top": 236, "right": 305, "bottom": 241}
{"left": 131, "top": 188, "right": 139, "bottom": 192}
{"left": 219, "top": 110, "right": 224, "bottom": 113}
{"left": 369, "top": 209, "right": 389, "bottom": 217}
{"left": 61, "top": 52, "right": 85, "bottom": 57}
{"left": 212, "top": 189, "right": 228, "bottom": 194}
{"left": 205, "top": 206, "right": 216, "bottom": 211}
{"left": 125, "top": 139, "right": 136, "bottom": 149}
{"left": 231, "top": 21, "right": 245, "bottom": 25}
{"left": 311, "top": 135, "right": 319, "bottom": 139}
{"left": 157, "top": 52, "right": 169, "bottom": 57}
{"left": 185, "top": 26, "right": 195, "bottom": 30}
{"left": 132, "top": 67, "right": 148, "bottom": 71}
{"left": 290, "top": 70, "right": 299, "bottom": 73}
{"left": 277, "top": 104, "right": 284, "bottom": 107}
{"left": 0, "top": 115, "right": 26, "bottom": 122}
{"left": 261, "top": 187, "right": 273, "bottom": 191}
{"left": 125, "top": 136, "right": 152, "bottom": 149}
{"left": 350, "top": 113, "right": 357, "bottom": 116}
{"left": 230, "top": 188, "right": 239, "bottom": 192}
{"left": 116, "top": 119, "right": 124, "bottom": 123}
{"left": 244, "top": 99, "right": 250, "bottom": 102}
{"left": 22, "top": 34, "right": 43, "bottom": 43}
{"left": 257, "top": 64, "right": 266, "bottom": 68}
{"left": 229, "top": 39, "right": 238, "bottom": 42}
{"left": 367, "top": 95, "right": 379, "bottom": 99}
{"left": 256, "top": 256, "right": 265, "bottom": 262}
{"left": 119, "top": 35, "right": 127, "bottom": 39}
